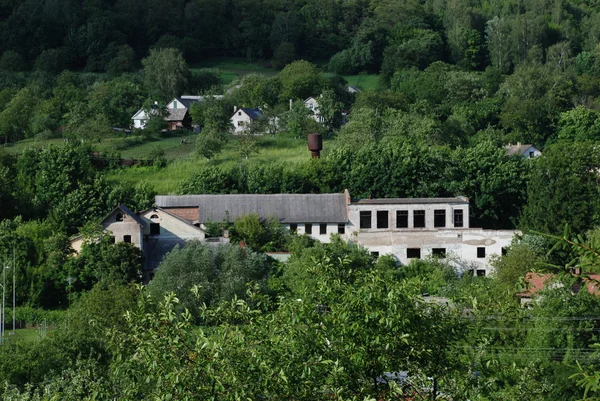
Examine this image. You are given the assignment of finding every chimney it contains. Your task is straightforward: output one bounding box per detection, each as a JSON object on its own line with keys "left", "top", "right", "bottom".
{"left": 289, "top": 99, "right": 293, "bottom": 111}
{"left": 234, "top": 105, "right": 238, "bottom": 112}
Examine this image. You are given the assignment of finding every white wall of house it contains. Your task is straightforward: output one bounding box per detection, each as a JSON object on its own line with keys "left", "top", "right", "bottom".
{"left": 104, "top": 214, "right": 144, "bottom": 250}
{"left": 523, "top": 146, "right": 542, "bottom": 158}
{"left": 285, "top": 223, "right": 345, "bottom": 243}
{"left": 132, "top": 109, "right": 148, "bottom": 129}
{"left": 231, "top": 110, "right": 254, "bottom": 133}
{"left": 139, "top": 209, "right": 205, "bottom": 240}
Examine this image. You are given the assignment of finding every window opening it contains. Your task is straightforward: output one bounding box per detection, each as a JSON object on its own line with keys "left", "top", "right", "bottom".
{"left": 396, "top": 210, "right": 408, "bottom": 228}
{"left": 432, "top": 248, "right": 446, "bottom": 258}
{"left": 305, "top": 223, "right": 312, "bottom": 235}
{"left": 338, "top": 224, "right": 345, "bottom": 234}
{"left": 434, "top": 210, "right": 446, "bottom": 228}
{"left": 377, "top": 210, "right": 389, "bottom": 229}
{"left": 320, "top": 223, "right": 327, "bottom": 235}
{"left": 453, "top": 209, "right": 463, "bottom": 228}
{"left": 360, "top": 211, "right": 372, "bottom": 229}
{"left": 123, "top": 235, "right": 132, "bottom": 243}
{"left": 407, "top": 248, "right": 421, "bottom": 259}
{"left": 477, "top": 247, "right": 486, "bottom": 258}
{"left": 413, "top": 210, "right": 425, "bottom": 228}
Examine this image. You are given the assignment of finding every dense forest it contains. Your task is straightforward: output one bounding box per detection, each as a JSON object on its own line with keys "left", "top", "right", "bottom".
{"left": 2, "top": 0, "right": 600, "bottom": 399}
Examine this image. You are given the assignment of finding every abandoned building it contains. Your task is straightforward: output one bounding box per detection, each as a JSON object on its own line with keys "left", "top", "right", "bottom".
{"left": 154, "top": 190, "right": 516, "bottom": 276}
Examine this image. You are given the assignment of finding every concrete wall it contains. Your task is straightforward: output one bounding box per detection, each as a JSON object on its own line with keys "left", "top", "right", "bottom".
{"left": 231, "top": 110, "right": 254, "bottom": 133}
{"left": 348, "top": 228, "right": 515, "bottom": 275}
{"left": 347, "top": 202, "right": 470, "bottom": 232}
{"left": 104, "top": 212, "right": 144, "bottom": 250}
{"left": 139, "top": 209, "right": 205, "bottom": 240}
{"left": 285, "top": 223, "right": 344, "bottom": 243}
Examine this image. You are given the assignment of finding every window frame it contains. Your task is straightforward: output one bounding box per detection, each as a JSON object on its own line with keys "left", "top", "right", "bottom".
{"left": 477, "top": 247, "right": 486, "bottom": 258}
{"left": 413, "top": 210, "right": 425, "bottom": 228}
{"left": 407, "top": 248, "right": 421, "bottom": 259}
{"left": 359, "top": 211, "right": 372, "bottom": 229}
{"left": 376, "top": 210, "right": 389, "bottom": 229}
{"left": 396, "top": 210, "right": 408, "bottom": 228}
{"left": 453, "top": 209, "right": 464, "bottom": 228}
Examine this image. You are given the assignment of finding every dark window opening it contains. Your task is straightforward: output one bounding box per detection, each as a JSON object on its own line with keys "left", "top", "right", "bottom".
{"left": 338, "top": 224, "right": 345, "bottom": 234}
{"left": 529, "top": 151, "right": 534, "bottom": 158}
{"left": 502, "top": 247, "right": 508, "bottom": 256}
{"left": 396, "top": 210, "right": 408, "bottom": 228}
{"left": 150, "top": 223, "right": 160, "bottom": 235}
{"left": 371, "top": 251, "right": 379, "bottom": 257}
{"left": 305, "top": 223, "right": 312, "bottom": 235}
{"left": 150, "top": 214, "right": 159, "bottom": 219}
{"left": 407, "top": 248, "right": 421, "bottom": 259}
{"left": 476, "top": 269, "right": 486, "bottom": 277}
{"left": 377, "top": 210, "right": 389, "bottom": 229}
{"left": 360, "top": 211, "right": 372, "bottom": 229}
{"left": 290, "top": 223, "right": 297, "bottom": 232}
{"left": 454, "top": 210, "right": 463, "bottom": 228}
{"left": 434, "top": 210, "right": 446, "bottom": 228}
{"left": 320, "top": 223, "right": 327, "bottom": 235}
{"left": 123, "top": 235, "right": 132, "bottom": 243}
{"left": 413, "top": 210, "right": 425, "bottom": 228}
{"left": 432, "top": 248, "right": 446, "bottom": 258}
{"left": 116, "top": 212, "right": 124, "bottom": 222}
{"left": 109, "top": 236, "right": 115, "bottom": 244}
{"left": 477, "top": 247, "right": 486, "bottom": 258}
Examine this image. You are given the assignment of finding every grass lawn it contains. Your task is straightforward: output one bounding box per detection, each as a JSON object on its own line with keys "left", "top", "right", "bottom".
{"left": 343, "top": 74, "right": 380, "bottom": 90}
{"left": 106, "top": 135, "right": 319, "bottom": 194}
{"left": 1, "top": 131, "right": 198, "bottom": 160}
{"left": 3, "top": 327, "right": 47, "bottom": 343}
{"left": 190, "top": 57, "right": 277, "bottom": 84}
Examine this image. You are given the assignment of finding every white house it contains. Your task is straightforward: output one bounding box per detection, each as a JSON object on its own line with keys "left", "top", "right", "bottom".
{"left": 346, "top": 85, "right": 361, "bottom": 94}
{"left": 505, "top": 143, "right": 541, "bottom": 158}
{"left": 230, "top": 107, "right": 263, "bottom": 133}
{"left": 131, "top": 109, "right": 149, "bottom": 129}
{"left": 304, "top": 97, "right": 324, "bottom": 123}
{"left": 155, "top": 191, "right": 517, "bottom": 276}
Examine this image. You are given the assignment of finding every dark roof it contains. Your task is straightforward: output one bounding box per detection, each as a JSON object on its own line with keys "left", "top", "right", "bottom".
{"left": 505, "top": 143, "right": 535, "bottom": 156}
{"left": 351, "top": 197, "right": 469, "bottom": 205}
{"left": 156, "top": 194, "right": 348, "bottom": 224}
{"left": 165, "top": 108, "right": 188, "bottom": 122}
{"left": 241, "top": 108, "right": 263, "bottom": 120}
{"left": 102, "top": 204, "right": 147, "bottom": 227}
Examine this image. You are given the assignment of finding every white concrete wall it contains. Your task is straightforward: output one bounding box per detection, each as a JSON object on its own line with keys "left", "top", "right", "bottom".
{"left": 231, "top": 110, "right": 253, "bottom": 133}
{"left": 104, "top": 213, "right": 144, "bottom": 250}
{"left": 139, "top": 209, "right": 205, "bottom": 240}
{"left": 285, "top": 223, "right": 344, "bottom": 243}
{"left": 347, "top": 202, "right": 469, "bottom": 232}
{"left": 347, "top": 228, "right": 515, "bottom": 275}
{"left": 524, "top": 146, "right": 542, "bottom": 158}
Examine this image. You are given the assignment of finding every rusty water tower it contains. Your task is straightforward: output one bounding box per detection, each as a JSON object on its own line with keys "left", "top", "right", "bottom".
{"left": 307, "top": 133, "right": 323, "bottom": 158}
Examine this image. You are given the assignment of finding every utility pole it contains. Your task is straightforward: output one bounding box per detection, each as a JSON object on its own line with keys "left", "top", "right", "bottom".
{"left": 12, "top": 248, "right": 15, "bottom": 333}
{"left": 2, "top": 261, "right": 5, "bottom": 342}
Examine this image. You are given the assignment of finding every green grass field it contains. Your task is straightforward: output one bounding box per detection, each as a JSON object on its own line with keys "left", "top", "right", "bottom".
{"left": 105, "top": 135, "right": 317, "bottom": 194}
{"left": 2, "top": 131, "right": 197, "bottom": 160}
{"left": 343, "top": 74, "right": 380, "bottom": 90}
{"left": 190, "top": 57, "right": 277, "bottom": 84}
{"left": 3, "top": 327, "right": 47, "bottom": 343}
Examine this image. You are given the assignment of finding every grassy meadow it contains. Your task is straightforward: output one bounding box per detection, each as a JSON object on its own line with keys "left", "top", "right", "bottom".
{"left": 105, "top": 134, "right": 319, "bottom": 194}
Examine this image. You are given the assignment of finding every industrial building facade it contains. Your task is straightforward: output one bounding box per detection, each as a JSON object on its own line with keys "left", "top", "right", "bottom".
{"left": 156, "top": 190, "right": 516, "bottom": 276}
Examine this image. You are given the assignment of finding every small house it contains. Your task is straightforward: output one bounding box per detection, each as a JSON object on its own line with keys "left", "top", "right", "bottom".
{"left": 505, "top": 143, "right": 541, "bottom": 158}
{"left": 231, "top": 107, "right": 263, "bottom": 133}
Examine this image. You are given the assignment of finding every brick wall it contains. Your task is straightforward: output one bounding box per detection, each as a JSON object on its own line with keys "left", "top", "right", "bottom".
{"left": 163, "top": 207, "right": 197, "bottom": 222}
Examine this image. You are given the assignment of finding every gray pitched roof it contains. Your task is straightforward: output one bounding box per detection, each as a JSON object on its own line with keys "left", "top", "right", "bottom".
{"left": 505, "top": 143, "right": 535, "bottom": 156}
{"left": 165, "top": 108, "right": 188, "bottom": 122}
{"left": 352, "top": 197, "right": 469, "bottom": 205}
{"left": 101, "top": 204, "right": 147, "bottom": 227}
{"left": 241, "top": 108, "right": 263, "bottom": 120}
{"left": 156, "top": 194, "right": 348, "bottom": 224}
